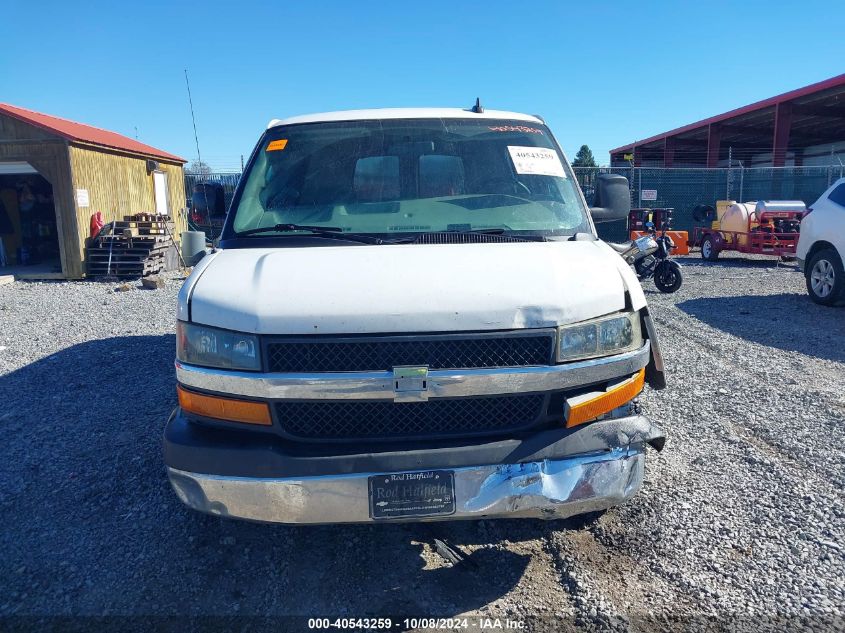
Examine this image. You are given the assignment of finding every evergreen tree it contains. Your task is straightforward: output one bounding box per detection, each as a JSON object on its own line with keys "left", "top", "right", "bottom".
{"left": 572, "top": 145, "right": 597, "bottom": 167}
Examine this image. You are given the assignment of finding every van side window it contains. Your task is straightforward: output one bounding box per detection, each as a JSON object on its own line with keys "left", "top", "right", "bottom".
{"left": 828, "top": 183, "right": 845, "bottom": 208}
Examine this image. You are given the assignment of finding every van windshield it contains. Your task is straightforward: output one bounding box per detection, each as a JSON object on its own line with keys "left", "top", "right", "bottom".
{"left": 228, "top": 118, "right": 590, "bottom": 239}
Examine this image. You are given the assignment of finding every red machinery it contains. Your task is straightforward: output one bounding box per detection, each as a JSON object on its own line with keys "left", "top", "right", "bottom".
{"left": 690, "top": 200, "right": 807, "bottom": 261}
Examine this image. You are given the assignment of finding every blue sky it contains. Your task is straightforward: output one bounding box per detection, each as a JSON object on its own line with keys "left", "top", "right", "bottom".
{"left": 2, "top": 1, "right": 842, "bottom": 170}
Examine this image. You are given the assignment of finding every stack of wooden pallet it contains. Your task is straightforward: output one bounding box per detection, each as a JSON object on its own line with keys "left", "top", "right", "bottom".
{"left": 86, "top": 214, "right": 177, "bottom": 278}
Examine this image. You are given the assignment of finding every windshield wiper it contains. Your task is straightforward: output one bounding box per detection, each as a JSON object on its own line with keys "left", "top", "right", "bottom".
{"left": 235, "top": 223, "right": 344, "bottom": 236}
{"left": 411, "top": 227, "right": 545, "bottom": 243}
{"left": 451, "top": 228, "right": 506, "bottom": 235}
{"left": 234, "top": 224, "right": 383, "bottom": 244}
{"left": 448, "top": 227, "right": 546, "bottom": 241}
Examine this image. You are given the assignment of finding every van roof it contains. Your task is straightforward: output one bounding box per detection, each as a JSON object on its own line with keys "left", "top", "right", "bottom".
{"left": 267, "top": 108, "right": 543, "bottom": 129}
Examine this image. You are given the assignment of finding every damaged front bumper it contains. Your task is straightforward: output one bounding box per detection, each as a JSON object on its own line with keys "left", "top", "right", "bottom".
{"left": 166, "top": 414, "right": 664, "bottom": 524}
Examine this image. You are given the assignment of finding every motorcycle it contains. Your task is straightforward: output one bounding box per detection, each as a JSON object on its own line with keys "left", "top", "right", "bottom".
{"left": 609, "top": 221, "right": 683, "bottom": 293}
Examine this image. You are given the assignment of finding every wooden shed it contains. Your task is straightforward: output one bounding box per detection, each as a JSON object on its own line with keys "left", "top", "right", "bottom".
{"left": 0, "top": 103, "right": 187, "bottom": 279}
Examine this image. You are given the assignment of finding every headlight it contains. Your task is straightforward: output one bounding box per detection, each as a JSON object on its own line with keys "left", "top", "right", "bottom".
{"left": 176, "top": 321, "right": 261, "bottom": 371}
{"left": 557, "top": 311, "right": 642, "bottom": 362}
{"left": 635, "top": 236, "right": 658, "bottom": 254}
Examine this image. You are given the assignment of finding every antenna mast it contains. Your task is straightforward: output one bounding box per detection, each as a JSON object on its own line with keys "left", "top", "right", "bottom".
{"left": 184, "top": 69, "right": 203, "bottom": 169}
{"left": 183, "top": 68, "right": 214, "bottom": 237}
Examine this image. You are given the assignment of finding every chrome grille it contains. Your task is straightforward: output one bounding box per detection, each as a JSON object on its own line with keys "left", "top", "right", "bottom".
{"left": 265, "top": 331, "right": 555, "bottom": 373}
{"left": 274, "top": 394, "right": 547, "bottom": 441}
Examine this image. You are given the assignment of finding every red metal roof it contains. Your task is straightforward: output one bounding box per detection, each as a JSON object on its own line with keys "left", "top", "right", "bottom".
{"left": 610, "top": 73, "right": 845, "bottom": 154}
{"left": 0, "top": 102, "right": 186, "bottom": 163}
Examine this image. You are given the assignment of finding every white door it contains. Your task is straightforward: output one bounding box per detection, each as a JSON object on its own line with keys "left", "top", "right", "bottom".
{"left": 153, "top": 171, "right": 169, "bottom": 216}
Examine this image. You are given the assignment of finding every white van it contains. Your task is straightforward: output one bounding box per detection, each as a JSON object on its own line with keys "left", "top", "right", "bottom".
{"left": 165, "top": 107, "right": 667, "bottom": 524}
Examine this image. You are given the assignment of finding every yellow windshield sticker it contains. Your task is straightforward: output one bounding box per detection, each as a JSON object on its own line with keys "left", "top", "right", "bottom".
{"left": 266, "top": 139, "right": 288, "bottom": 151}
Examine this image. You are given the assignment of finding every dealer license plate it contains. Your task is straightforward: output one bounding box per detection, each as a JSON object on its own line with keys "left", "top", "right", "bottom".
{"left": 368, "top": 470, "right": 456, "bottom": 519}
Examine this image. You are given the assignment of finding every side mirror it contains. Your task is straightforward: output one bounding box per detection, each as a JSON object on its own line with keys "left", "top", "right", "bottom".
{"left": 590, "top": 174, "right": 630, "bottom": 223}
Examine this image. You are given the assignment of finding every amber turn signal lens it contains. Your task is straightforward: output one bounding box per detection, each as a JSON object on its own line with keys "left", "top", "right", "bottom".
{"left": 564, "top": 368, "right": 645, "bottom": 428}
{"left": 177, "top": 386, "right": 272, "bottom": 426}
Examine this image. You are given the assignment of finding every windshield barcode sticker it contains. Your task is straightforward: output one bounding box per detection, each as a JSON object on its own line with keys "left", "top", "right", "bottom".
{"left": 507, "top": 146, "right": 566, "bottom": 178}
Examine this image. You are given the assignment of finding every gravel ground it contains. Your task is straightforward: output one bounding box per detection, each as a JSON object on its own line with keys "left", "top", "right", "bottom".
{"left": 1, "top": 256, "right": 843, "bottom": 632}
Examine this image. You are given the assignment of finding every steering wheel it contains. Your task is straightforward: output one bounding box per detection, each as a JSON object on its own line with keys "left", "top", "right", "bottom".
{"left": 473, "top": 176, "right": 532, "bottom": 196}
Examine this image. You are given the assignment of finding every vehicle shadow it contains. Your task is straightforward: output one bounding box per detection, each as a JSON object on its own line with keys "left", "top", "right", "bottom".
{"left": 676, "top": 293, "right": 845, "bottom": 363}
{"left": 0, "top": 335, "right": 538, "bottom": 619}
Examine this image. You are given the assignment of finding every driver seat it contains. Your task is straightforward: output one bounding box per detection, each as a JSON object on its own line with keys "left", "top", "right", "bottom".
{"left": 607, "top": 241, "right": 633, "bottom": 254}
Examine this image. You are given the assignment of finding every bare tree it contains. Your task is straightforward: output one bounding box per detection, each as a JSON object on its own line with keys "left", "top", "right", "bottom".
{"left": 186, "top": 160, "right": 212, "bottom": 176}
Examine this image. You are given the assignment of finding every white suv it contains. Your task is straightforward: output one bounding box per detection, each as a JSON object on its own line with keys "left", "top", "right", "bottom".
{"left": 797, "top": 177, "right": 845, "bottom": 306}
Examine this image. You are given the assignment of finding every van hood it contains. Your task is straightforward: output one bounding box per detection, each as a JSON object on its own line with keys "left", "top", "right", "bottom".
{"left": 184, "top": 241, "right": 645, "bottom": 335}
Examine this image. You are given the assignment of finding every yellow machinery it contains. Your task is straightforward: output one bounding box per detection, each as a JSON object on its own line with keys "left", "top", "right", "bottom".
{"left": 714, "top": 200, "right": 735, "bottom": 229}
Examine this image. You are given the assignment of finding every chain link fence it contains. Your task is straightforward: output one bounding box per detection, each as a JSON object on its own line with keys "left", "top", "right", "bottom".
{"left": 574, "top": 165, "right": 844, "bottom": 242}
{"left": 184, "top": 172, "right": 242, "bottom": 206}
{"left": 183, "top": 172, "right": 242, "bottom": 236}
{"left": 185, "top": 166, "right": 844, "bottom": 243}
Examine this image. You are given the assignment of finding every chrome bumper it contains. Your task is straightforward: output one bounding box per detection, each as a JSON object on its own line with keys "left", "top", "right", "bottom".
{"left": 167, "top": 447, "right": 645, "bottom": 524}
{"left": 175, "top": 340, "right": 651, "bottom": 401}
